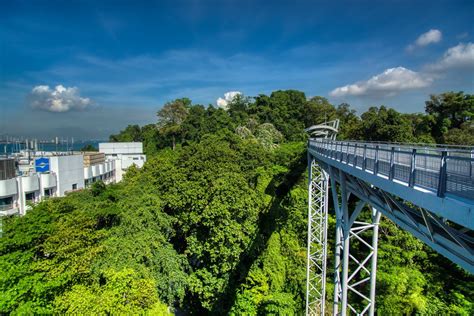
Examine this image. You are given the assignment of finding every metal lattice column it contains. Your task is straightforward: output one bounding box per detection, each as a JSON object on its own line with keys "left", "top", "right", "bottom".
{"left": 331, "top": 169, "right": 381, "bottom": 316}
{"left": 306, "top": 157, "right": 330, "bottom": 315}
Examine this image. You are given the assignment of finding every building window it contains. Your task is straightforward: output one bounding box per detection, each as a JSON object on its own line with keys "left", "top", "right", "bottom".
{"left": 44, "top": 188, "right": 52, "bottom": 197}
{"left": 72, "top": 183, "right": 77, "bottom": 190}
{"left": 0, "top": 196, "right": 13, "bottom": 211}
{"left": 25, "top": 192, "right": 35, "bottom": 202}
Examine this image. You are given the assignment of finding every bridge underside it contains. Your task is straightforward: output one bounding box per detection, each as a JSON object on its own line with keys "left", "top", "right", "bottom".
{"left": 306, "top": 144, "right": 473, "bottom": 315}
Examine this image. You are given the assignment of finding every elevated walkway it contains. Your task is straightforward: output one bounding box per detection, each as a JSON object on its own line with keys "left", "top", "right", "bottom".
{"left": 308, "top": 139, "right": 474, "bottom": 228}
{"left": 305, "top": 132, "right": 473, "bottom": 315}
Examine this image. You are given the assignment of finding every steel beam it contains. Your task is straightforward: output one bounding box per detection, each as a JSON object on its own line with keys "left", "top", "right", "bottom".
{"left": 306, "top": 158, "right": 330, "bottom": 315}
{"left": 331, "top": 171, "right": 381, "bottom": 315}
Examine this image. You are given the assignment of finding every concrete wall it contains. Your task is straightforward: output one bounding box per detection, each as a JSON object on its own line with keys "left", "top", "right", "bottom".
{"left": 99, "top": 142, "right": 143, "bottom": 155}
{"left": 50, "top": 155, "right": 85, "bottom": 196}
{"left": 0, "top": 178, "right": 18, "bottom": 197}
{"left": 99, "top": 142, "right": 145, "bottom": 182}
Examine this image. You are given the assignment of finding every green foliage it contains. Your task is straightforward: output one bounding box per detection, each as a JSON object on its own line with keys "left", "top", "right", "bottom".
{"left": 157, "top": 98, "right": 190, "bottom": 150}
{"left": 358, "top": 106, "right": 415, "bottom": 142}
{"left": 90, "top": 180, "right": 106, "bottom": 196}
{"left": 80, "top": 143, "right": 98, "bottom": 151}
{"left": 249, "top": 90, "right": 307, "bottom": 140}
{"left": 443, "top": 122, "right": 474, "bottom": 145}
{"left": 110, "top": 124, "right": 159, "bottom": 155}
{"left": 1, "top": 89, "right": 473, "bottom": 315}
{"left": 425, "top": 91, "right": 474, "bottom": 142}
{"left": 54, "top": 268, "right": 171, "bottom": 315}
{"left": 110, "top": 124, "right": 143, "bottom": 142}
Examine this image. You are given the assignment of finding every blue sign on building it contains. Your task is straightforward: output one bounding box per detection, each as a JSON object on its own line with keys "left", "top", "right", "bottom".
{"left": 35, "top": 157, "right": 50, "bottom": 173}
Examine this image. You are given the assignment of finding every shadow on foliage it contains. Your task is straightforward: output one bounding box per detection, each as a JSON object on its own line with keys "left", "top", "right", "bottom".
{"left": 210, "top": 150, "right": 308, "bottom": 315}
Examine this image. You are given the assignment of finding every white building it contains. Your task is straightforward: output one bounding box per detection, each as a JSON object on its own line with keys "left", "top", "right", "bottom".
{"left": 0, "top": 154, "right": 115, "bottom": 216}
{"left": 0, "top": 142, "right": 145, "bottom": 218}
{"left": 99, "top": 142, "right": 146, "bottom": 182}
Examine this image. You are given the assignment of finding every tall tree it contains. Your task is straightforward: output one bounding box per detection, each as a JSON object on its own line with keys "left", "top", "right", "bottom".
{"left": 359, "top": 106, "right": 414, "bottom": 142}
{"left": 425, "top": 91, "right": 474, "bottom": 142}
{"left": 109, "top": 124, "right": 143, "bottom": 142}
{"left": 157, "top": 98, "right": 190, "bottom": 150}
{"left": 304, "top": 96, "right": 337, "bottom": 128}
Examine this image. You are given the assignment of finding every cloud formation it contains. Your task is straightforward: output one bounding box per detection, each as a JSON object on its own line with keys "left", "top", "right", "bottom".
{"left": 216, "top": 91, "right": 242, "bottom": 110}
{"left": 330, "top": 67, "right": 432, "bottom": 97}
{"left": 29, "top": 85, "right": 92, "bottom": 112}
{"left": 428, "top": 42, "right": 474, "bottom": 71}
{"left": 407, "top": 29, "right": 442, "bottom": 51}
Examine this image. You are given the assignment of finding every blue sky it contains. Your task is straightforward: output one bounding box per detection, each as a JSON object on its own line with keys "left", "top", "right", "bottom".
{"left": 1, "top": 0, "right": 473, "bottom": 139}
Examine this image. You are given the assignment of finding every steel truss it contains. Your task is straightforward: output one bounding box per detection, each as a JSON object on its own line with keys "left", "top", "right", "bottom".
{"left": 306, "top": 120, "right": 339, "bottom": 315}
{"left": 307, "top": 135, "right": 473, "bottom": 315}
{"left": 322, "top": 163, "right": 474, "bottom": 315}
{"left": 330, "top": 167, "right": 381, "bottom": 315}
{"left": 326, "top": 165, "right": 474, "bottom": 274}
{"left": 306, "top": 158, "right": 330, "bottom": 315}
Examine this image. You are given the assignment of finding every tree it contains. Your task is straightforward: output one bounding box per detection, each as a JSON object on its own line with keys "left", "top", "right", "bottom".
{"left": 157, "top": 98, "right": 190, "bottom": 150}
{"left": 249, "top": 90, "right": 307, "bottom": 140}
{"left": 227, "top": 94, "right": 250, "bottom": 125}
{"left": 443, "top": 123, "right": 474, "bottom": 145}
{"left": 335, "top": 103, "right": 361, "bottom": 140}
{"left": 80, "top": 144, "right": 98, "bottom": 152}
{"left": 304, "top": 96, "right": 337, "bottom": 128}
{"left": 236, "top": 121, "right": 284, "bottom": 150}
{"left": 403, "top": 113, "right": 436, "bottom": 143}
{"left": 359, "top": 106, "right": 414, "bottom": 142}
{"left": 4, "top": 89, "right": 474, "bottom": 316}
{"left": 54, "top": 269, "right": 171, "bottom": 314}
{"left": 425, "top": 92, "right": 474, "bottom": 142}
{"left": 109, "top": 125, "right": 143, "bottom": 142}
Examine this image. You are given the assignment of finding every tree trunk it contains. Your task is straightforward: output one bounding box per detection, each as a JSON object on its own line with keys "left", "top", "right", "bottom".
{"left": 172, "top": 135, "right": 176, "bottom": 150}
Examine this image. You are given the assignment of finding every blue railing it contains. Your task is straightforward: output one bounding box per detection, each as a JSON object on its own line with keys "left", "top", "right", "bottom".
{"left": 309, "top": 139, "right": 474, "bottom": 201}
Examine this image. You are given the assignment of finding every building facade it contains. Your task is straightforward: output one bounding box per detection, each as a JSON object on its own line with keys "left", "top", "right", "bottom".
{"left": 0, "top": 142, "right": 145, "bottom": 217}
{"left": 99, "top": 142, "right": 146, "bottom": 182}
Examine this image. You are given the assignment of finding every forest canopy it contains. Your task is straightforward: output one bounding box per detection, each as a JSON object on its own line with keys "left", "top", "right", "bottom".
{"left": 1, "top": 90, "right": 473, "bottom": 315}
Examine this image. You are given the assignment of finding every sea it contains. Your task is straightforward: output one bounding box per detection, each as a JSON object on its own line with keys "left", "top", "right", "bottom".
{"left": 1, "top": 140, "right": 102, "bottom": 155}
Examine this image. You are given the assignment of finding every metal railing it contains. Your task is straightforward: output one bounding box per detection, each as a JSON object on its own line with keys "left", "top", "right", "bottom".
{"left": 309, "top": 139, "right": 474, "bottom": 201}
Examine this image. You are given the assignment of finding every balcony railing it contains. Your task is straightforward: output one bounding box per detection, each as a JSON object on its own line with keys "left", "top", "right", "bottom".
{"left": 309, "top": 139, "right": 474, "bottom": 201}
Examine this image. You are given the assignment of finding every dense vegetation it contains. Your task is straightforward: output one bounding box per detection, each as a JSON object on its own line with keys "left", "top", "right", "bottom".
{"left": 1, "top": 90, "right": 473, "bottom": 315}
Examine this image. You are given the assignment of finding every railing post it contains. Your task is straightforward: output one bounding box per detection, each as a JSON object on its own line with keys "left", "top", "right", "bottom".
{"left": 470, "top": 149, "right": 473, "bottom": 178}
{"left": 346, "top": 143, "right": 349, "bottom": 164}
{"left": 409, "top": 149, "right": 417, "bottom": 187}
{"left": 389, "top": 147, "right": 395, "bottom": 180}
{"left": 374, "top": 145, "right": 379, "bottom": 175}
{"left": 437, "top": 151, "right": 448, "bottom": 197}
{"left": 339, "top": 142, "right": 344, "bottom": 162}
{"left": 354, "top": 143, "right": 358, "bottom": 167}
{"left": 363, "top": 144, "right": 367, "bottom": 171}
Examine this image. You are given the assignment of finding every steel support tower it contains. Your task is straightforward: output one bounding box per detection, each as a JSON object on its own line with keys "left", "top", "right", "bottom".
{"left": 330, "top": 169, "right": 381, "bottom": 315}
{"left": 305, "top": 120, "right": 339, "bottom": 315}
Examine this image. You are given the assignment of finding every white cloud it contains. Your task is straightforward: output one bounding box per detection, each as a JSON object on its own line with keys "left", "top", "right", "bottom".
{"left": 407, "top": 29, "right": 442, "bottom": 51}
{"left": 29, "top": 85, "right": 92, "bottom": 112}
{"left": 216, "top": 91, "right": 242, "bottom": 110}
{"left": 330, "top": 67, "right": 432, "bottom": 97}
{"left": 428, "top": 42, "right": 474, "bottom": 71}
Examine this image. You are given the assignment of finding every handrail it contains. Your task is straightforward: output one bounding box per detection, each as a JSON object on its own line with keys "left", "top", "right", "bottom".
{"left": 335, "top": 139, "right": 474, "bottom": 152}
{"left": 308, "top": 139, "right": 474, "bottom": 201}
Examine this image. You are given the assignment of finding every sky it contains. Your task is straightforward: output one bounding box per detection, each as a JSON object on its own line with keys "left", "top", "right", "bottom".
{"left": 1, "top": 0, "right": 473, "bottom": 139}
